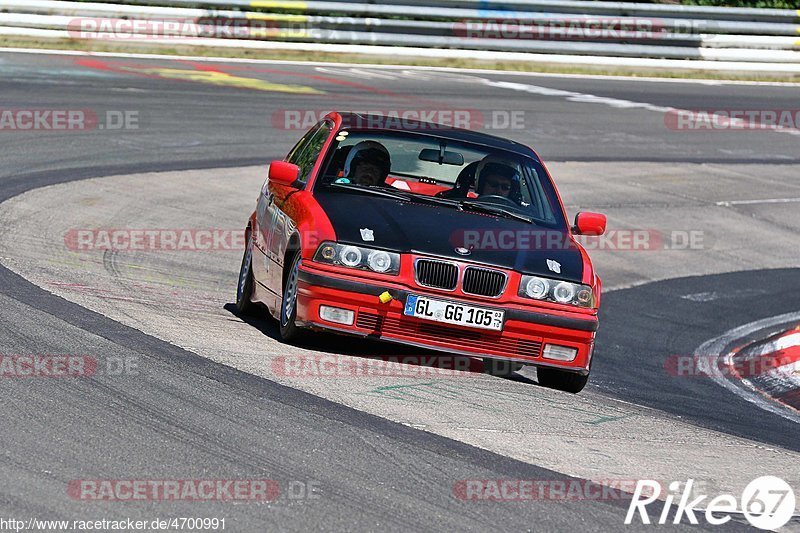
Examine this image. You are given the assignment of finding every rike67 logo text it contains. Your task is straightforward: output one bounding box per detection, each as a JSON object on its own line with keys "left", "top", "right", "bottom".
{"left": 626, "top": 477, "right": 796, "bottom": 530}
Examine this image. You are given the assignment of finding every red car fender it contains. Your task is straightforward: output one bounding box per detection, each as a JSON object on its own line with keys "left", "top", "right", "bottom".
{"left": 266, "top": 111, "right": 341, "bottom": 258}
{"left": 574, "top": 238, "right": 602, "bottom": 308}
{"left": 279, "top": 190, "right": 337, "bottom": 259}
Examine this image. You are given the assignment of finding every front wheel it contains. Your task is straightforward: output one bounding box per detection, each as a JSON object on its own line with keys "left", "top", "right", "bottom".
{"left": 536, "top": 367, "right": 589, "bottom": 393}
{"left": 279, "top": 251, "right": 304, "bottom": 342}
{"left": 236, "top": 231, "right": 257, "bottom": 315}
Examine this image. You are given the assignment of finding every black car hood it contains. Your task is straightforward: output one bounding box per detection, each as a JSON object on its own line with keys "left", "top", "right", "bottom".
{"left": 314, "top": 190, "right": 584, "bottom": 283}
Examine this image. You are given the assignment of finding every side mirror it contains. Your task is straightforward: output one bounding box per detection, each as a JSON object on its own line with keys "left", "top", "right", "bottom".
{"left": 573, "top": 212, "right": 606, "bottom": 236}
{"left": 268, "top": 160, "right": 300, "bottom": 187}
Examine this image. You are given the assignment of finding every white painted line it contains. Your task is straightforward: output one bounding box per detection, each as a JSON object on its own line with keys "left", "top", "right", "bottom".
{"left": 315, "top": 66, "right": 402, "bottom": 80}
{"left": 483, "top": 78, "right": 674, "bottom": 112}
{"left": 3, "top": 45, "right": 800, "bottom": 87}
{"left": 480, "top": 78, "right": 800, "bottom": 136}
{"left": 716, "top": 197, "right": 800, "bottom": 206}
{"left": 340, "top": 68, "right": 399, "bottom": 80}
{"left": 773, "top": 331, "right": 800, "bottom": 352}
{"left": 753, "top": 332, "right": 800, "bottom": 387}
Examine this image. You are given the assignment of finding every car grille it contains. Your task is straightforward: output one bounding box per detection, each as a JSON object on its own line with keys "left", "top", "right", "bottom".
{"left": 517, "top": 339, "right": 544, "bottom": 358}
{"left": 356, "top": 312, "right": 383, "bottom": 331}
{"left": 415, "top": 259, "right": 458, "bottom": 290}
{"left": 462, "top": 267, "right": 507, "bottom": 297}
{"left": 356, "top": 311, "right": 543, "bottom": 360}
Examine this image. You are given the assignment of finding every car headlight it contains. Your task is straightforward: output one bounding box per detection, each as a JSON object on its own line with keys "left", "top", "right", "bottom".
{"left": 367, "top": 250, "right": 393, "bottom": 273}
{"left": 518, "top": 275, "right": 595, "bottom": 308}
{"left": 524, "top": 277, "right": 549, "bottom": 299}
{"left": 553, "top": 282, "right": 575, "bottom": 303}
{"left": 339, "top": 246, "right": 362, "bottom": 267}
{"left": 314, "top": 242, "right": 400, "bottom": 275}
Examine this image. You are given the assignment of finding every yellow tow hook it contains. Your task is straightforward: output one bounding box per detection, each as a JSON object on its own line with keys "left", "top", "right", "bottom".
{"left": 378, "top": 291, "right": 393, "bottom": 304}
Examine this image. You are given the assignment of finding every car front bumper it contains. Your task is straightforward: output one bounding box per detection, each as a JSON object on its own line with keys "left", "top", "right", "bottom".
{"left": 296, "top": 264, "right": 598, "bottom": 374}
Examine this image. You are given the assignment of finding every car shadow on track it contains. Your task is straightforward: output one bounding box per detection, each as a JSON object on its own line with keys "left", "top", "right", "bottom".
{"left": 223, "top": 303, "right": 539, "bottom": 386}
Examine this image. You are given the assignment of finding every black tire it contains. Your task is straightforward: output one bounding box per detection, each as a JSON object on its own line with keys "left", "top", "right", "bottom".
{"left": 279, "top": 250, "right": 304, "bottom": 342}
{"left": 536, "top": 367, "right": 589, "bottom": 393}
{"left": 236, "top": 231, "right": 257, "bottom": 315}
{"left": 483, "top": 358, "right": 523, "bottom": 377}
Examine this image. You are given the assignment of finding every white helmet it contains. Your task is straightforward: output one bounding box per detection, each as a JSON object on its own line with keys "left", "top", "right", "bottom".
{"left": 475, "top": 155, "right": 522, "bottom": 200}
{"left": 343, "top": 140, "right": 391, "bottom": 180}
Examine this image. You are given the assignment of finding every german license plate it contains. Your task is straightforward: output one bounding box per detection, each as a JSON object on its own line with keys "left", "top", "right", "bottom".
{"left": 403, "top": 294, "right": 504, "bottom": 331}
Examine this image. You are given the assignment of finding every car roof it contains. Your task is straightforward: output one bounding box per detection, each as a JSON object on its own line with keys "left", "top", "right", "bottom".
{"left": 335, "top": 112, "right": 540, "bottom": 160}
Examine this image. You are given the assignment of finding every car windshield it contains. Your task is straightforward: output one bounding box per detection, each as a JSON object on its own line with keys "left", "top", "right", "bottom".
{"left": 316, "top": 130, "right": 566, "bottom": 228}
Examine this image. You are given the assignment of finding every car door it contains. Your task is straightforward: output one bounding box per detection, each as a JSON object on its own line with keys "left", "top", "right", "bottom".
{"left": 252, "top": 123, "right": 321, "bottom": 309}
{"left": 260, "top": 120, "right": 334, "bottom": 298}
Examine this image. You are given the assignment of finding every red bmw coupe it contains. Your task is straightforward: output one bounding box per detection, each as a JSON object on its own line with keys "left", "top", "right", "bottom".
{"left": 237, "top": 112, "right": 606, "bottom": 392}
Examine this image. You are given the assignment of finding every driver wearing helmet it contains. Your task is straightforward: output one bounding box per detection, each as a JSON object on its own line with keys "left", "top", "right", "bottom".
{"left": 475, "top": 156, "right": 523, "bottom": 204}
{"left": 342, "top": 141, "right": 392, "bottom": 186}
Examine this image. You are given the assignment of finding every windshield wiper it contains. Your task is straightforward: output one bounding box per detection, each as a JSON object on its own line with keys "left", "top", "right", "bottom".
{"left": 327, "top": 183, "right": 411, "bottom": 202}
{"left": 328, "top": 182, "right": 461, "bottom": 208}
{"left": 459, "top": 200, "right": 536, "bottom": 224}
{"left": 393, "top": 191, "right": 460, "bottom": 208}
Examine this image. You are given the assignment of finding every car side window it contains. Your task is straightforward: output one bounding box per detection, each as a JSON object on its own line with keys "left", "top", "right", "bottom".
{"left": 287, "top": 121, "right": 332, "bottom": 184}
{"left": 286, "top": 124, "right": 320, "bottom": 163}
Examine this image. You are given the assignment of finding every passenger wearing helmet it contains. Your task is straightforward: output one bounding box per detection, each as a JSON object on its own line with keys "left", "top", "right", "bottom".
{"left": 342, "top": 141, "right": 391, "bottom": 186}
{"left": 475, "top": 156, "right": 523, "bottom": 204}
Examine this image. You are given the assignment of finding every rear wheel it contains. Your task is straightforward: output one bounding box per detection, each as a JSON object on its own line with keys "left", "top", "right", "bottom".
{"left": 483, "top": 358, "right": 523, "bottom": 377}
{"left": 536, "top": 367, "right": 589, "bottom": 393}
{"left": 279, "top": 251, "right": 304, "bottom": 342}
{"left": 236, "top": 231, "right": 256, "bottom": 315}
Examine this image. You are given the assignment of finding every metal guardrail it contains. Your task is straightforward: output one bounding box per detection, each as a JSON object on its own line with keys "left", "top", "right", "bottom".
{"left": 375, "top": 0, "right": 797, "bottom": 23}
{"left": 56, "top": 0, "right": 800, "bottom": 25}
{"left": 351, "top": 0, "right": 800, "bottom": 23}
{"left": 74, "top": 0, "right": 800, "bottom": 23}
{"left": 7, "top": 2, "right": 800, "bottom": 37}
{"left": 0, "top": 0, "right": 798, "bottom": 65}
{"left": 23, "top": 0, "right": 798, "bottom": 36}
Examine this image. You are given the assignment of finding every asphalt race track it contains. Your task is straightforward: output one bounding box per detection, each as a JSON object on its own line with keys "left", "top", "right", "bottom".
{"left": 0, "top": 50, "right": 798, "bottom": 531}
